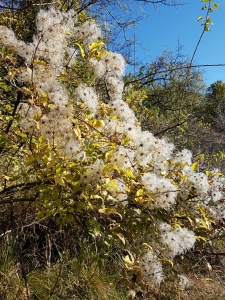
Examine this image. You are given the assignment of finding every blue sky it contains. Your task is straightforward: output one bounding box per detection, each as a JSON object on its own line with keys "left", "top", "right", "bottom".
{"left": 124, "top": 0, "right": 225, "bottom": 87}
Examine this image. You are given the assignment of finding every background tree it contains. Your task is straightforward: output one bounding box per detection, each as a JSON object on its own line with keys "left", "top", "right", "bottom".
{"left": 125, "top": 49, "right": 210, "bottom": 152}
{"left": 204, "top": 80, "right": 225, "bottom": 129}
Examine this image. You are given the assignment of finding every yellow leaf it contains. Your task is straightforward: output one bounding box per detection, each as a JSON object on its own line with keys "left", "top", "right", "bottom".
{"left": 2, "top": 174, "right": 11, "bottom": 180}
{"left": 212, "top": 172, "right": 224, "bottom": 177}
{"left": 93, "top": 119, "right": 105, "bottom": 128}
{"left": 73, "top": 126, "right": 81, "bottom": 139}
{"left": 22, "top": 87, "right": 32, "bottom": 95}
{"left": 116, "top": 233, "right": 126, "bottom": 245}
{"left": 124, "top": 167, "right": 135, "bottom": 179}
{"left": 142, "top": 243, "right": 153, "bottom": 252}
{"left": 159, "top": 257, "right": 174, "bottom": 267}
{"left": 54, "top": 174, "right": 65, "bottom": 186}
{"left": 25, "top": 156, "right": 36, "bottom": 165}
{"left": 187, "top": 217, "right": 194, "bottom": 225}
{"left": 136, "top": 189, "right": 144, "bottom": 197}
{"left": 98, "top": 207, "right": 122, "bottom": 219}
{"left": 124, "top": 251, "right": 134, "bottom": 269}
{"left": 46, "top": 159, "right": 56, "bottom": 171}
{"left": 90, "top": 195, "right": 103, "bottom": 200}
{"left": 198, "top": 16, "right": 204, "bottom": 22}
{"left": 195, "top": 235, "right": 207, "bottom": 242}
{"left": 108, "top": 179, "right": 118, "bottom": 190}
{"left": 75, "top": 43, "right": 85, "bottom": 58}
{"left": 191, "top": 162, "right": 198, "bottom": 171}
{"left": 89, "top": 41, "right": 105, "bottom": 51}
{"left": 33, "top": 59, "right": 47, "bottom": 67}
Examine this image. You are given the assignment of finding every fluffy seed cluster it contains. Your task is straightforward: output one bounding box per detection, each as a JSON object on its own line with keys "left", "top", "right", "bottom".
{"left": 75, "top": 84, "right": 98, "bottom": 115}
{"left": 110, "top": 146, "right": 135, "bottom": 169}
{"left": 139, "top": 251, "right": 163, "bottom": 286}
{"left": 159, "top": 222, "right": 196, "bottom": 258}
{"left": 90, "top": 52, "right": 125, "bottom": 79}
{"left": 73, "top": 20, "right": 102, "bottom": 47}
{"left": 179, "top": 167, "right": 209, "bottom": 201}
{"left": 81, "top": 159, "right": 105, "bottom": 184}
{"left": 141, "top": 173, "right": 177, "bottom": 209}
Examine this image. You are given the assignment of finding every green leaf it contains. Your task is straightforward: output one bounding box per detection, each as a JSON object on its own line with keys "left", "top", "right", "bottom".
{"left": 201, "top": 5, "right": 208, "bottom": 10}
{"left": 98, "top": 207, "right": 122, "bottom": 219}
{"left": 198, "top": 16, "right": 204, "bottom": 22}
{"left": 54, "top": 174, "right": 65, "bottom": 186}
{"left": 212, "top": 3, "right": 219, "bottom": 10}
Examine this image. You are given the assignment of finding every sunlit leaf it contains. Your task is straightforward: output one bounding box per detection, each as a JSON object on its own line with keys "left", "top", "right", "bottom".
{"left": 212, "top": 3, "right": 219, "bottom": 10}
{"left": 198, "top": 16, "right": 204, "bottom": 21}
{"left": 75, "top": 43, "right": 85, "bottom": 58}
{"left": 116, "top": 233, "right": 126, "bottom": 245}
{"left": 54, "top": 174, "right": 65, "bottom": 186}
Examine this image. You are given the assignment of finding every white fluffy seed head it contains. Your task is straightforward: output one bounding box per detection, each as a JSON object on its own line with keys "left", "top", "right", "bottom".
{"left": 141, "top": 173, "right": 177, "bottom": 209}
{"left": 160, "top": 225, "right": 196, "bottom": 258}
{"left": 75, "top": 84, "right": 98, "bottom": 114}
{"left": 110, "top": 99, "right": 136, "bottom": 125}
{"left": 110, "top": 146, "right": 135, "bottom": 169}
{"left": 139, "top": 251, "right": 163, "bottom": 286}
{"left": 81, "top": 159, "right": 105, "bottom": 184}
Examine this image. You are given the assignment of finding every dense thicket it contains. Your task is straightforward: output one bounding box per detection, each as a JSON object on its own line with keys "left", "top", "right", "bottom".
{"left": 0, "top": 1, "right": 225, "bottom": 299}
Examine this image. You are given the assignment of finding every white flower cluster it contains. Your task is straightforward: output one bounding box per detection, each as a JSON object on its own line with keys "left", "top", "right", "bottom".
{"left": 131, "top": 130, "right": 174, "bottom": 172}
{"left": 159, "top": 222, "right": 196, "bottom": 258}
{"left": 138, "top": 222, "right": 195, "bottom": 286}
{"left": 209, "top": 171, "right": 225, "bottom": 202}
{"left": 1, "top": 8, "right": 224, "bottom": 205}
{"left": 110, "top": 146, "right": 135, "bottom": 169}
{"left": 174, "top": 149, "right": 192, "bottom": 167}
{"left": 90, "top": 52, "right": 125, "bottom": 79}
{"left": 73, "top": 20, "right": 102, "bottom": 47}
{"left": 75, "top": 83, "right": 98, "bottom": 115}
{"left": 19, "top": 104, "right": 41, "bottom": 134}
{"left": 141, "top": 173, "right": 177, "bottom": 209}
{"left": 110, "top": 99, "right": 136, "bottom": 125}
{"left": 212, "top": 204, "right": 225, "bottom": 223}
{"left": 139, "top": 251, "right": 163, "bottom": 286}
{"left": 0, "top": 8, "right": 76, "bottom": 70}
{"left": 179, "top": 168, "right": 209, "bottom": 202}
{"left": 81, "top": 159, "right": 105, "bottom": 184}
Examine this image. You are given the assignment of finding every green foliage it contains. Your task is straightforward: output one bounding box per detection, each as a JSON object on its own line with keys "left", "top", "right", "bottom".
{"left": 203, "top": 80, "right": 225, "bottom": 127}
{"left": 198, "top": 0, "right": 219, "bottom": 32}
